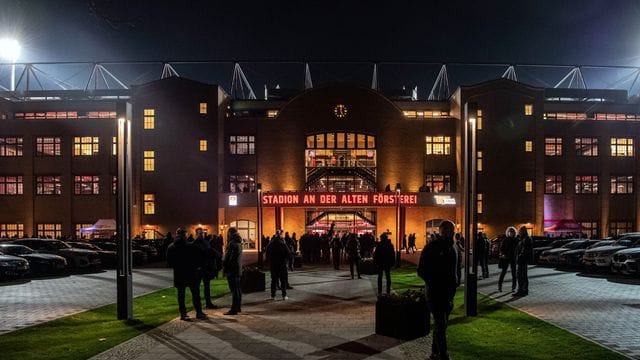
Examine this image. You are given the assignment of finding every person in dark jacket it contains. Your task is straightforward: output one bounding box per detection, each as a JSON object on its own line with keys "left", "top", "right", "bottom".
{"left": 417, "top": 220, "right": 458, "bottom": 360}
{"left": 514, "top": 226, "right": 533, "bottom": 296}
{"left": 222, "top": 227, "right": 243, "bottom": 315}
{"left": 475, "top": 232, "right": 490, "bottom": 279}
{"left": 166, "top": 227, "right": 207, "bottom": 321}
{"left": 330, "top": 236, "right": 342, "bottom": 270}
{"left": 373, "top": 233, "right": 395, "bottom": 295}
{"left": 199, "top": 233, "right": 222, "bottom": 309}
{"left": 266, "top": 231, "right": 291, "bottom": 300}
{"left": 345, "top": 233, "right": 362, "bottom": 279}
{"left": 498, "top": 227, "right": 518, "bottom": 292}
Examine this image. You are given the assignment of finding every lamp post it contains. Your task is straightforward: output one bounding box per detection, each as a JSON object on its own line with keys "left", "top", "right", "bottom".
{"left": 395, "top": 183, "right": 402, "bottom": 267}
{"left": 463, "top": 102, "right": 478, "bottom": 316}
{"left": 0, "top": 38, "right": 20, "bottom": 91}
{"left": 116, "top": 103, "right": 133, "bottom": 320}
{"left": 257, "top": 183, "right": 263, "bottom": 268}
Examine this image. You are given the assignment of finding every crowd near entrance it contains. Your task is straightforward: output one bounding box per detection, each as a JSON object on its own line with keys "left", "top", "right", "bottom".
{"left": 305, "top": 209, "right": 377, "bottom": 236}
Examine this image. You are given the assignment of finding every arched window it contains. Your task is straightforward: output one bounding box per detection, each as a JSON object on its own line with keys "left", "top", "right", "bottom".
{"left": 230, "top": 220, "right": 256, "bottom": 248}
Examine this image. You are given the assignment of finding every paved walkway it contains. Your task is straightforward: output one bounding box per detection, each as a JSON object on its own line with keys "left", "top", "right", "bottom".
{"left": 0, "top": 268, "right": 173, "bottom": 334}
{"left": 91, "top": 267, "right": 433, "bottom": 360}
{"left": 478, "top": 264, "right": 640, "bottom": 359}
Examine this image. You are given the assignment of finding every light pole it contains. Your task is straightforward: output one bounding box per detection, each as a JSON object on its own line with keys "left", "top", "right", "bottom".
{"left": 463, "top": 102, "right": 478, "bottom": 316}
{"left": 0, "top": 38, "right": 20, "bottom": 91}
{"left": 116, "top": 103, "right": 133, "bottom": 320}
{"left": 257, "top": 183, "right": 263, "bottom": 268}
{"left": 395, "top": 183, "right": 402, "bottom": 267}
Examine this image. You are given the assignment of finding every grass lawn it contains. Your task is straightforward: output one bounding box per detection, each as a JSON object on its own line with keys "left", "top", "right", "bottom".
{"left": 0, "top": 278, "right": 229, "bottom": 360}
{"left": 391, "top": 267, "right": 626, "bottom": 360}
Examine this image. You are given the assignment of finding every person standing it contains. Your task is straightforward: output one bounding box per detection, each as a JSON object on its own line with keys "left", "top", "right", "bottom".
{"left": 222, "top": 227, "right": 243, "bottom": 315}
{"left": 418, "top": 220, "right": 458, "bottom": 360}
{"left": 166, "top": 227, "right": 207, "bottom": 321}
{"left": 330, "top": 235, "right": 342, "bottom": 270}
{"left": 203, "top": 234, "right": 222, "bottom": 309}
{"left": 475, "top": 232, "right": 489, "bottom": 279}
{"left": 498, "top": 227, "right": 518, "bottom": 292}
{"left": 515, "top": 226, "right": 533, "bottom": 296}
{"left": 345, "top": 233, "right": 362, "bottom": 279}
{"left": 373, "top": 233, "right": 395, "bottom": 295}
{"left": 266, "top": 231, "right": 290, "bottom": 300}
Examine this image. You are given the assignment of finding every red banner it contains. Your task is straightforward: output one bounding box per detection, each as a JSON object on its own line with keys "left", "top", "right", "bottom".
{"left": 261, "top": 192, "right": 418, "bottom": 207}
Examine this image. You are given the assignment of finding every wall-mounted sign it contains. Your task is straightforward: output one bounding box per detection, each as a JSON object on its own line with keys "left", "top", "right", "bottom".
{"left": 228, "top": 195, "right": 238, "bottom": 206}
{"left": 261, "top": 192, "right": 418, "bottom": 207}
{"left": 434, "top": 194, "right": 457, "bottom": 205}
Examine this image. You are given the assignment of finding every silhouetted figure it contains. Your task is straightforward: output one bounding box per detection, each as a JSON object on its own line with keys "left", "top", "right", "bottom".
{"left": 222, "top": 227, "right": 243, "bottom": 315}
{"left": 373, "top": 233, "right": 395, "bottom": 295}
{"left": 515, "top": 226, "right": 533, "bottom": 297}
{"left": 346, "top": 233, "right": 361, "bottom": 279}
{"left": 267, "top": 231, "right": 290, "bottom": 300}
{"left": 498, "top": 227, "right": 518, "bottom": 292}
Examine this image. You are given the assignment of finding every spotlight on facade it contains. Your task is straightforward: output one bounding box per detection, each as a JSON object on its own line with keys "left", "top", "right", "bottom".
{"left": 0, "top": 38, "right": 20, "bottom": 62}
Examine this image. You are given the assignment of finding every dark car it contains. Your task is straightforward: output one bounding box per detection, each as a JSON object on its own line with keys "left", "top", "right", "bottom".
{"left": 0, "top": 244, "right": 67, "bottom": 275}
{"left": 558, "top": 240, "right": 614, "bottom": 267}
{"left": 12, "top": 239, "right": 102, "bottom": 269}
{"left": 92, "top": 241, "right": 148, "bottom": 265}
{"left": 533, "top": 239, "right": 574, "bottom": 264}
{"left": 66, "top": 241, "right": 117, "bottom": 268}
{"left": 0, "top": 250, "right": 30, "bottom": 280}
{"left": 539, "top": 239, "right": 600, "bottom": 265}
{"left": 132, "top": 240, "right": 158, "bottom": 261}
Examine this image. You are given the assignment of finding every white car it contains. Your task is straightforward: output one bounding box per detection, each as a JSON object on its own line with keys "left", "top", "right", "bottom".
{"left": 611, "top": 239, "right": 640, "bottom": 275}
{"left": 585, "top": 233, "right": 640, "bottom": 271}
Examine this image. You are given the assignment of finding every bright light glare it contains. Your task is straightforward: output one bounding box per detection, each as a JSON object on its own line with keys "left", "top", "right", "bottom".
{"left": 0, "top": 38, "right": 21, "bottom": 62}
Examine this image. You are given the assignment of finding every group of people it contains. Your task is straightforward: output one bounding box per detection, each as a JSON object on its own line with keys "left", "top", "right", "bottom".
{"left": 497, "top": 226, "right": 533, "bottom": 296}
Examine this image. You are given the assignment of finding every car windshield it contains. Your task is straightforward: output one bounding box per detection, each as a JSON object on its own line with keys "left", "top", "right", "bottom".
{"left": 550, "top": 240, "right": 569, "bottom": 248}
{"left": 563, "top": 241, "right": 585, "bottom": 249}
{"left": 48, "top": 241, "right": 72, "bottom": 250}
{"left": 589, "top": 241, "right": 613, "bottom": 249}
{"left": 0, "top": 245, "right": 33, "bottom": 255}
{"left": 71, "top": 243, "right": 99, "bottom": 250}
{"left": 614, "top": 239, "right": 632, "bottom": 247}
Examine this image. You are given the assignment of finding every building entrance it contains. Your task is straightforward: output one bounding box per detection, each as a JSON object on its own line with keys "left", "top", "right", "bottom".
{"left": 305, "top": 209, "right": 376, "bottom": 235}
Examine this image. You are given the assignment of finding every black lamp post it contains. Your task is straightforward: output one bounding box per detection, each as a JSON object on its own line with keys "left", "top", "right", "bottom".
{"left": 395, "top": 182, "right": 402, "bottom": 267}
{"left": 116, "top": 104, "right": 133, "bottom": 320}
{"left": 256, "top": 183, "right": 263, "bottom": 268}
{"left": 463, "top": 102, "right": 478, "bottom": 316}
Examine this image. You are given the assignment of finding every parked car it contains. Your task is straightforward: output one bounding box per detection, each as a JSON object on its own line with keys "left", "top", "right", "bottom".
{"left": 539, "top": 239, "right": 599, "bottom": 265}
{"left": 92, "top": 241, "right": 148, "bottom": 265}
{"left": 583, "top": 234, "right": 640, "bottom": 271}
{"left": 12, "top": 239, "right": 102, "bottom": 269}
{"left": 533, "top": 239, "right": 574, "bottom": 264}
{"left": 558, "top": 240, "right": 614, "bottom": 267}
{"left": 132, "top": 240, "right": 158, "bottom": 261}
{"left": 611, "top": 238, "right": 640, "bottom": 275}
{"left": 0, "top": 250, "right": 30, "bottom": 280}
{"left": 66, "top": 241, "right": 117, "bottom": 267}
{"left": 0, "top": 244, "right": 67, "bottom": 275}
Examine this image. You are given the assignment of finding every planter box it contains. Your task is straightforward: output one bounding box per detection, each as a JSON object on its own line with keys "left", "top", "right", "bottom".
{"left": 241, "top": 271, "right": 265, "bottom": 294}
{"left": 375, "top": 298, "right": 430, "bottom": 340}
{"left": 360, "top": 258, "right": 376, "bottom": 275}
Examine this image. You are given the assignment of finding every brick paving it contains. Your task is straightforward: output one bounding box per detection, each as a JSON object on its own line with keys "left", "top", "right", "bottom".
{"left": 478, "top": 264, "right": 640, "bottom": 359}
{"left": 0, "top": 268, "right": 173, "bottom": 334}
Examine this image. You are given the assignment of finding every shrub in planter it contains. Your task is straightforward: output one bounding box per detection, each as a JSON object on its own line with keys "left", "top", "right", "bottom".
{"left": 360, "top": 258, "right": 376, "bottom": 275}
{"left": 241, "top": 266, "right": 265, "bottom": 294}
{"left": 375, "top": 290, "right": 430, "bottom": 340}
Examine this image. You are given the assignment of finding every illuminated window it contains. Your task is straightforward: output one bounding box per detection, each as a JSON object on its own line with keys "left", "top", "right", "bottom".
{"left": 143, "top": 151, "right": 155, "bottom": 171}
{"left": 425, "top": 175, "right": 452, "bottom": 192}
{"left": 74, "top": 175, "right": 100, "bottom": 195}
{"left": 199, "top": 180, "right": 208, "bottom": 193}
{"left": 112, "top": 175, "right": 117, "bottom": 195}
{"left": 199, "top": 140, "right": 208, "bottom": 152}
{"left": 0, "top": 137, "right": 23, "bottom": 157}
{"left": 477, "top": 109, "right": 483, "bottom": 130}
{"left": 610, "top": 138, "right": 634, "bottom": 157}
{"left": 36, "top": 137, "right": 61, "bottom": 156}
{"left": 477, "top": 193, "right": 483, "bottom": 214}
{"left": 229, "top": 135, "right": 255, "bottom": 155}
{"left": 144, "top": 109, "right": 155, "bottom": 129}
{"left": 199, "top": 102, "right": 207, "bottom": 114}
{"left": 267, "top": 110, "right": 278, "bottom": 118}
{"left": 575, "top": 137, "right": 598, "bottom": 156}
{"left": 477, "top": 151, "right": 483, "bottom": 172}
{"left": 37, "top": 223, "right": 62, "bottom": 238}
{"left": 545, "top": 137, "right": 562, "bottom": 156}
{"left": 426, "top": 136, "right": 451, "bottom": 155}
{"left": 75, "top": 223, "right": 94, "bottom": 238}
{"left": 525, "top": 140, "right": 533, "bottom": 152}
{"left": 524, "top": 104, "right": 533, "bottom": 116}
{"left": 230, "top": 220, "right": 256, "bottom": 244}
{"left": 36, "top": 175, "right": 62, "bottom": 195}
{"left": 230, "top": 174, "right": 256, "bottom": 193}
{"left": 143, "top": 194, "right": 155, "bottom": 214}
{"left": 580, "top": 221, "right": 599, "bottom": 238}
{"left": 0, "top": 176, "right": 23, "bottom": 195}
{"left": 575, "top": 175, "right": 598, "bottom": 194}
{"left": 545, "top": 175, "right": 563, "bottom": 194}
{"left": 73, "top": 136, "right": 99, "bottom": 156}
{"left": 610, "top": 175, "right": 633, "bottom": 194}
{"left": 610, "top": 221, "right": 634, "bottom": 236}
{"left": 112, "top": 136, "right": 117, "bottom": 156}
{"left": 0, "top": 223, "right": 24, "bottom": 238}
{"left": 525, "top": 180, "right": 533, "bottom": 193}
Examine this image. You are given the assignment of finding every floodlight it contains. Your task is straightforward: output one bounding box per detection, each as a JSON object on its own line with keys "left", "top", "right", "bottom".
{"left": 0, "top": 38, "right": 20, "bottom": 63}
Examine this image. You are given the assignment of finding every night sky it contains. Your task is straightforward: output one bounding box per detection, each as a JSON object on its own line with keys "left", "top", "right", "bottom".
{"left": 2, "top": 0, "right": 640, "bottom": 91}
